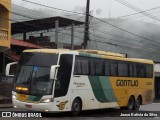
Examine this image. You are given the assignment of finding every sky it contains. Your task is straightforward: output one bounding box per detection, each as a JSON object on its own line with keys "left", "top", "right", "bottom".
{"left": 12, "top": 0, "right": 160, "bottom": 23}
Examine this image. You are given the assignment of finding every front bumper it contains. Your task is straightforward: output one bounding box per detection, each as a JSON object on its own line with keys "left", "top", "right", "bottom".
{"left": 12, "top": 99, "right": 59, "bottom": 112}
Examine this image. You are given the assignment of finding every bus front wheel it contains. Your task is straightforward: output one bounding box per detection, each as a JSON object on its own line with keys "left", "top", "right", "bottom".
{"left": 71, "top": 98, "right": 82, "bottom": 116}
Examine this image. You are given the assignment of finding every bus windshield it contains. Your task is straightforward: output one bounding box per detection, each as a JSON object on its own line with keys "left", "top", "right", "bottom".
{"left": 13, "top": 52, "right": 58, "bottom": 96}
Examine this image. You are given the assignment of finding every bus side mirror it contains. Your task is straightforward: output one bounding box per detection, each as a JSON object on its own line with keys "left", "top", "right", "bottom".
{"left": 50, "top": 65, "right": 60, "bottom": 80}
{"left": 6, "top": 62, "right": 18, "bottom": 77}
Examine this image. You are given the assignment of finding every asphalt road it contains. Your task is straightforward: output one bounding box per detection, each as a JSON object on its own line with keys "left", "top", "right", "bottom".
{"left": 0, "top": 103, "right": 160, "bottom": 120}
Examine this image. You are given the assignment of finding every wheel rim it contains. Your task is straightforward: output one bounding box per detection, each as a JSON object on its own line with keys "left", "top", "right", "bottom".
{"left": 135, "top": 98, "right": 141, "bottom": 110}
{"left": 128, "top": 97, "right": 134, "bottom": 110}
{"left": 73, "top": 101, "right": 80, "bottom": 112}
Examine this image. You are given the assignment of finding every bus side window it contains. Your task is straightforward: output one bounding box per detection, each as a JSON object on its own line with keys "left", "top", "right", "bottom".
{"left": 118, "top": 62, "right": 128, "bottom": 77}
{"left": 81, "top": 59, "right": 89, "bottom": 75}
{"left": 129, "top": 63, "right": 133, "bottom": 77}
{"left": 95, "top": 59, "right": 104, "bottom": 76}
{"left": 105, "top": 60, "right": 111, "bottom": 76}
{"left": 130, "top": 63, "right": 138, "bottom": 77}
{"left": 110, "top": 61, "right": 118, "bottom": 76}
{"left": 74, "top": 59, "right": 81, "bottom": 75}
{"left": 146, "top": 65, "right": 153, "bottom": 78}
{"left": 90, "top": 58, "right": 96, "bottom": 75}
{"left": 137, "top": 64, "right": 146, "bottom": 78}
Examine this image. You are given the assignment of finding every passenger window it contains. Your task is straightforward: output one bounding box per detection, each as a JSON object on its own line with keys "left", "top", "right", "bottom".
{"left": 146, "top": 65, "right": 153, "bottom": 78}
{"left": 81, "top": 59, "right": 89, "bottom": 75}
{"left": 74, "top": 59, "right": 81, "bottom": 75}
{"left": 137, "top": 64, "right": 146, "bottom": 78}
{"left": 111, "top": 61, "right": 118, "bottom": 76}
{"left": 95, "top": 59, "right": 104, "bottom": 75}
{"left": 118, "top": 62, "right": 128, "bottom": 77}
{"left": 129, "top": 63, "right": 137, "bottom": 77}
{"left": 90, "top": 59, "right": 96, "bottom": 75}
{"left": 105, "top": 61, "right": 111, "bottom": 76}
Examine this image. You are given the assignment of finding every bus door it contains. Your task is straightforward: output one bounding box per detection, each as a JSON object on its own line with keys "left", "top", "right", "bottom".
{"left": 53, "top": 54, "right": 73, "bottom": 110}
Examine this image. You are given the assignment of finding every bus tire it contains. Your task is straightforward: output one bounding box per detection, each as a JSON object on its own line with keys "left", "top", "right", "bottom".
{"left": 127, "top": 96, "right": 135, "bottom": 110}
{"left": 71, "top": 98, "right": 82, "bottom": 116}
{"left": 133, "top": 96, "right": 141, "bottom": 110}
{"left": 120, "top": 106, "right": 128, "bottom": 110}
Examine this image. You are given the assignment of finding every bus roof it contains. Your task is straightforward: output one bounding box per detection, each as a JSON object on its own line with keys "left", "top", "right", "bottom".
{"left": 77, "top": 49, "right": 124, "bottom": 58}
{"left": 23, "top": 49, "right": 71, "bottom": 54}
{"left": 76, "top": 49, "right": 153, "bottom": 64}
{"left": 24, "top": 49, "right": 123, "bottom": 57}
{"left": 23, "top": 49, "right": 153, "bottom": 64}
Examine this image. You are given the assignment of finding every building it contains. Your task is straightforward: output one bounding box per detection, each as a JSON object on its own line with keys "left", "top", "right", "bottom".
{"left": 0, "top": 0, "right": 11, "bottom": 73}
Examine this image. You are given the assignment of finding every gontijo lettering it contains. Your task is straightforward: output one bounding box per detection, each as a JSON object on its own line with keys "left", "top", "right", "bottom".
{"left": 116, "top": 80, "right": 138, "bottom": 86}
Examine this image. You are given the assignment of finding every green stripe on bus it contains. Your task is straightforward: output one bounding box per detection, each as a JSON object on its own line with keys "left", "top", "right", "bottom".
{"left": 88, "top": 76, "right": 108, "bottom": 102}
{"left": 88, "top": 76, "right": 117, "bottom": 103}
{"left": 99, "top": 76, "right": 117, "bottom": 102}
{"left": 79, "top": 52, "right": 101, "bottom": 58}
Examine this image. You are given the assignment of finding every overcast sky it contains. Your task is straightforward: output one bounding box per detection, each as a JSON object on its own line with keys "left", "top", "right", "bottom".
{"left": 12, "top": 0, "right": 160, "bottom": 23}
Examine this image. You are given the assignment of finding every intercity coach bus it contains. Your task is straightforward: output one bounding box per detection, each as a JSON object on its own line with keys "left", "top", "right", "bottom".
{"left": 6, "top": 49, "right": 154, "bottom": 115}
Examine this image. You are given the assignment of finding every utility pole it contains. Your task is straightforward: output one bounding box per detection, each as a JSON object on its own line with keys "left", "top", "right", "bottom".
{"left": 55, "top": 19, "right": 59, "bottom": 49}
{"left": 71, "top": 22, "right": 74, "bottom": 50}
{"left": 83, "top": 0, "right": 90, "bottom": 49}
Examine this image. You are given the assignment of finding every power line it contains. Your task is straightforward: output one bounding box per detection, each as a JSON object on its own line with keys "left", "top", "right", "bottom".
{"left": 118, "top": 5, "right": 160, "bottom": 19}
{"left": 91, "top": 4, "right": 160, "bottom": 27}
{"left": 10, "top": 0, "right": 158, "bottom": 54}
{"left": 7, "top": 11, "right": 160, "bottom": 52}
{"left": 11, "top": 19, "right": 156, "bottom": 56}
{"left": 56, "top": 26, "right": 159, "bottom": 54}
{"left": 90, "top": 16, "right": 98, "bottom": 49}
{"left": 61, "top": 26, "right": 160, "bottom": 53}
{"left": 89, "top": 32, "right": 158, "bottom": 53}
{"left": 19, "top": 0, "right": 160, "bottom": 46}
{"left": 88, "top": 25, "right": 160, "bottom": 50}
{"left": 11, "top": 10, "right": 88, "bottom": 26}
{"left": 58, "top": 30, "right": 156, "bottom": 58}
{"left": 9, "top": 11, "right": 85, "bottom": 35}
{"left": 115, "top": 0, "right": 160, "bottom": 22}
{"left": 89, "top": 8, "right": 160, "bottom": 29}
{"left": 12, "top": 4, "right": 52, "bottom": 21}
{"left": 8, "top": 11, "right": 160, "bottom": 52}
{"left": 58, "top": 30, "right": 150, "bottom": 55}
{"left": 12, "top": 12, "right": 36, "bottom": 20}
{"left": 21, "top": 0, "right": 85, "bottom": 16}
{"left": 90, "top": 39, "right": 154, "bottom": 58}
{"left": 0, "top": 0, "right": 156, "bottom": 57}
{"left": 91, "top": 15, "right": 160, "bottom": 45}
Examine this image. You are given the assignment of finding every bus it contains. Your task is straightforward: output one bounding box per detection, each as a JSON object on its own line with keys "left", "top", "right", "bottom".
{"left": 6, "top": 49, "right": 154, "bottom": 115}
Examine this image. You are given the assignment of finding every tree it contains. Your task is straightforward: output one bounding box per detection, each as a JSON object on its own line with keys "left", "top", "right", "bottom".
{"left": 96, "top": 8, "right": 102, "bottom": 17}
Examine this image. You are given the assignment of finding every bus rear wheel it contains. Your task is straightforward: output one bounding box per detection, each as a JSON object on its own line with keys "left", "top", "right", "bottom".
{"left": 71, "top": 98, "right": 82, "bottom": 116}
{"left": 133, "top": 96, "right": 141, "bottom": 110}
{"left": 127, "top": 96, "right": 135, "bottom": 110}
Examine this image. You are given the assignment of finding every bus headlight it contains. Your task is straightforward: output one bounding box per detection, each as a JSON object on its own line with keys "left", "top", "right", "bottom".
{"left": 12, "top": 95, "right": 17, "bottom": 99}
{"left": 40, "top": 98, "right": 53, "bottom": 103}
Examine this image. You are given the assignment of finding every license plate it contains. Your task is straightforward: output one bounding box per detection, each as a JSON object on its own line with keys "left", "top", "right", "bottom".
{"left": 25, "top": 104, "right": 32, "bottom": 108}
